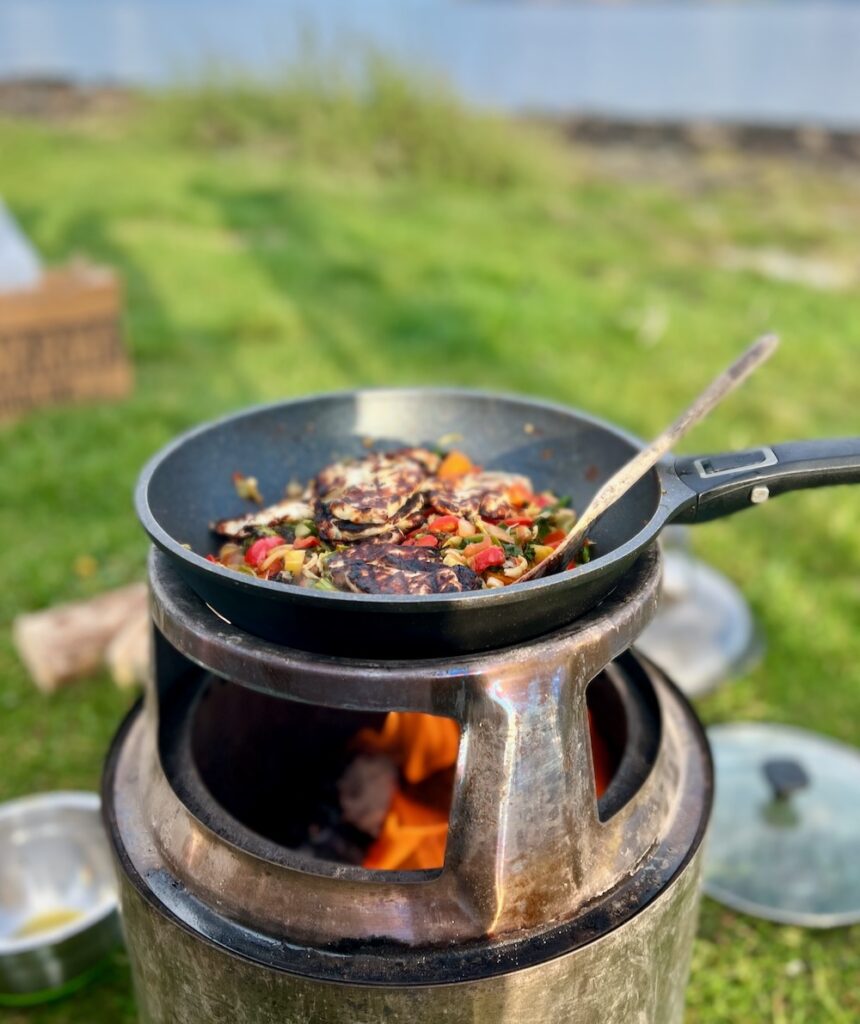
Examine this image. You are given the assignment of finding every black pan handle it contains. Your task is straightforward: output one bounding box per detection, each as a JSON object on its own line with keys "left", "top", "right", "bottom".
{"left": 670, "top": 438, "right": 860, "bottom": 523}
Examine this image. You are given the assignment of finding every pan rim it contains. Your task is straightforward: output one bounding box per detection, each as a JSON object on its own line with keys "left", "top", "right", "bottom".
{"left": 135, "top": 387, "right": 672, "bottom": 610}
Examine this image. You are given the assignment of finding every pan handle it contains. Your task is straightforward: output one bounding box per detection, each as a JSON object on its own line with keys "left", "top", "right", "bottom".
{"left": 669, "top": 437, "right": 860, "bottom": 523}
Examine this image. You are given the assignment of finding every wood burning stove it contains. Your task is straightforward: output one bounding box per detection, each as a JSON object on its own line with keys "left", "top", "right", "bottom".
{"left": 103, "top": 545, "right": 712, "bottom": 1023}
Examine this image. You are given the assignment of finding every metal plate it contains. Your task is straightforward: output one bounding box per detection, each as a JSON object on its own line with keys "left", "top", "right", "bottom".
{"left": 636, "top": 546, "right": 761, "bottom": 698}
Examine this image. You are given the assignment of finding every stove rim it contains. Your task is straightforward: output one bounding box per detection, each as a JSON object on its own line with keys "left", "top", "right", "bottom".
{"left": 147, "top": 544, "right": 663, "bottom": 710}
{"left": 102, "top": 651, "right": 713, "bottom": 989}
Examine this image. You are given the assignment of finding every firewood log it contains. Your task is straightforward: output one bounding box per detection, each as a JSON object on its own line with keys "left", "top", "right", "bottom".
{"left": 105, "top": 607, "right": 151, "bottom": 689}
{"left": 12, "top": 583, "right": 147, "bottom": 693}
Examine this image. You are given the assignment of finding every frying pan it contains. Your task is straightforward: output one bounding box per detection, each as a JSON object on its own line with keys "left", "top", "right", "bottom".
{"left": 136, "top": 389, "right": 860, "bottom": 658}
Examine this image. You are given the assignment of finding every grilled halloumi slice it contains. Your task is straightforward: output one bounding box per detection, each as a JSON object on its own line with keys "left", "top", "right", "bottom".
{"left": 211, "top": 499, "right": 314, "bottom": 539}
{"left": 426, "top": 471, "right": 533, "bottom": 520}
{"left": 317, "top": 492, "right": 426, "bottom": 544}
{"left": 317, "top": 448, "right": 439, "bottom": 525}
{"left": 328, "top": 543, "right": 481, "bottom": 595}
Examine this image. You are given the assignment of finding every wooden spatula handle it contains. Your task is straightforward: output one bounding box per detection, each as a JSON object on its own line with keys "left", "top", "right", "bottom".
{"left": 519, "top": 333, "right": 779, "bottom": 583}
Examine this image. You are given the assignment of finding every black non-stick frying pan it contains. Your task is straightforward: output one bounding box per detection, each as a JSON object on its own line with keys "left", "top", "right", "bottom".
{"left": 136, "top": 389, "right": 860, "bottom": 658}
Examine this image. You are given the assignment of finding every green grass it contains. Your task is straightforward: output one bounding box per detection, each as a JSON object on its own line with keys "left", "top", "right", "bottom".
{"left": 1, "top": 75, "right": 858, "bottom": 1023}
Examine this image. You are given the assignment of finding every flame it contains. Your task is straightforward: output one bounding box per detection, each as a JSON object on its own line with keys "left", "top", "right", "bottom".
{"left": 588, "top": 709, "right": 612, "bottom": 798}
{"left": 363, "top": 788, "right": 450, "bottom": 870}
{"left": 355, "top": 712, "right": 458, "bottom": 871}
{"left": 355, "top": 710, "right": 612, "bottom": 871}
{"left": 355, "top": 712, "right": 460, "bottom": 785}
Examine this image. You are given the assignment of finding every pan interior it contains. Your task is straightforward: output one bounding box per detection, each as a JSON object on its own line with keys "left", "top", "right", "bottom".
{"left": 144, "top": 391, "right": 661, "bottom": 574}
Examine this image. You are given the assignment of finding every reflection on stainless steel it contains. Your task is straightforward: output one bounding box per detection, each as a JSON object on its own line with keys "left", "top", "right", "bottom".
{"left": 103, "top": 548, "right": 713, "bottom": 1022}
{"left": 0, "top": 792, "right": 121, "bottom": 1001}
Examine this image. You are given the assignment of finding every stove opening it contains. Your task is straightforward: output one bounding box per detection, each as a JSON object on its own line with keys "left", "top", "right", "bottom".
{"left": 190, "top": 680, "right": 460, "bottom": 872}
{"left": 587, "top": 673, "right": 627, "bottom": 804}
{"left": 187, "top": 672, "right": 628, "bottom": 873}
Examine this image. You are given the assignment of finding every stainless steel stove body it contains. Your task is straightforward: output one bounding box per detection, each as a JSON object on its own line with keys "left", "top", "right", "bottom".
{"left": 104, "top": 547, "right": 711, "bottom": 1024}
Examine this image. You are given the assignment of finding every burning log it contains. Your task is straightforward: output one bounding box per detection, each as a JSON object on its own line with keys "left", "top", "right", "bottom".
{"left": 337, "top": 755, "right": 397, "bottom": 838}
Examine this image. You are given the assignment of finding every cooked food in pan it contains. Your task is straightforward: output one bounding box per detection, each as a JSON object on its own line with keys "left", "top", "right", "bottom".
{"left": 207, "top": 447, "right": 592, "bottom": 594}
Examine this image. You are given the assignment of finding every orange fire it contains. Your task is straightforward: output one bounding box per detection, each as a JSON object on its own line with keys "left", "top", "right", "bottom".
{"left": 356, "top": 711, "right": 460, "bottom": 786}
{"left": 355, "top": 709, "right": 612, "bottom": 871}
{"left": 588, "top": 708, "right": 613, "bottom": 798}
{"left": 355, "top": 712, "right": 458, "bottom": 871}
{"left": 363, "top": 787, "right": 450, "bottom": 870}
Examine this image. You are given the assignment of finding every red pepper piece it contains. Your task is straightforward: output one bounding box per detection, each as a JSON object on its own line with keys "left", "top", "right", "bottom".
{"left": 294, "top": 536, "right": 320, "bottom": 549}
{"left": 245, "top": 536, "right": 285, "bottom": 567}
{"left": 205, "top": 553, "right": 219, "bottom": 563}
{"left": 543, "top": 529, "right": 567, "bottom": 548}
{"left": 473, "top": 546, "right": 505, "bottom": 573}
{"left": 412, "top": 535, "right": 439, "bottom": 548}
{"left": 428, "top": 515, "right": 459, "bottom": 534}
{"left": 502, "top": 516, "right": 534, "bottom": 527}
{"left": 463, "top": 536, "right": 493, "bottom": 559}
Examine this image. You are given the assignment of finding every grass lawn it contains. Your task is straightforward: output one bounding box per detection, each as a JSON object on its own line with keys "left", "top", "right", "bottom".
{"left": 0, "top": 74, "right": 858, "bottom": 1022}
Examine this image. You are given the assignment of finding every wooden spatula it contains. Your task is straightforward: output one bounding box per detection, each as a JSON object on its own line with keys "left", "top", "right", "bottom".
{"left": 518, "top": 333, "right": 780, "bottom": 583}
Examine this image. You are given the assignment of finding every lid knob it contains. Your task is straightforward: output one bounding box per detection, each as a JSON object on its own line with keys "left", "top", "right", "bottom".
{"left": 762, "top": 758, "right": 810, "bottom": 801}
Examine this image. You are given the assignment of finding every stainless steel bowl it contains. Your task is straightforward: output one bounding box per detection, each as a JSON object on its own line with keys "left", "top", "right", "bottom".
{"left": 0, "top": 792, "right": 121, "bottom": 1004}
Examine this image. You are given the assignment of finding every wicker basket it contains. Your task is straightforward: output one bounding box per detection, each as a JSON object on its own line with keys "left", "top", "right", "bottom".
{"left": 0, "top": 262, "right": 131, "bottom": 420}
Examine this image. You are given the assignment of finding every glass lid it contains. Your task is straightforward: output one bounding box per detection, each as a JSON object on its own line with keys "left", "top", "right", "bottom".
{"left": 704, "top": 723, "right": 860, "bottom": 928}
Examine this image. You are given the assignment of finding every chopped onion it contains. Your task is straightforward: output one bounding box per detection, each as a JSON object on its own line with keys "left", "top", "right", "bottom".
{"left": 503, "top": 556, "right": 529, "bottom": 579}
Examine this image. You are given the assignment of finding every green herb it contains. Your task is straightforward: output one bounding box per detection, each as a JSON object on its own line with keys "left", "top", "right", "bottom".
{"left": 536, "top": 519, "right": 553, "bottom": 541}
{"left": 314, "top": 578, "right": 337, "bottom": 591}
{"left": 293, "top": 519, "right": 318, "bottom": 538}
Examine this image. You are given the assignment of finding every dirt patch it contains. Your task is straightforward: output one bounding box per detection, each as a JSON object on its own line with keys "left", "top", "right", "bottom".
{"left": 717, "top": 247, "right": 856, "bottom": 292}
{"left": 546, "top": 114, "right": 860, "bottom": 165}
{"left": 0, "top": 77, "right": 134, "bottom": 120}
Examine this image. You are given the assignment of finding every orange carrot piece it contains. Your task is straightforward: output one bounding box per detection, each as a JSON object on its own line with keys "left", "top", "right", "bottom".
{"left": 437, "top": 450, "right": 474, "bottom": 479}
